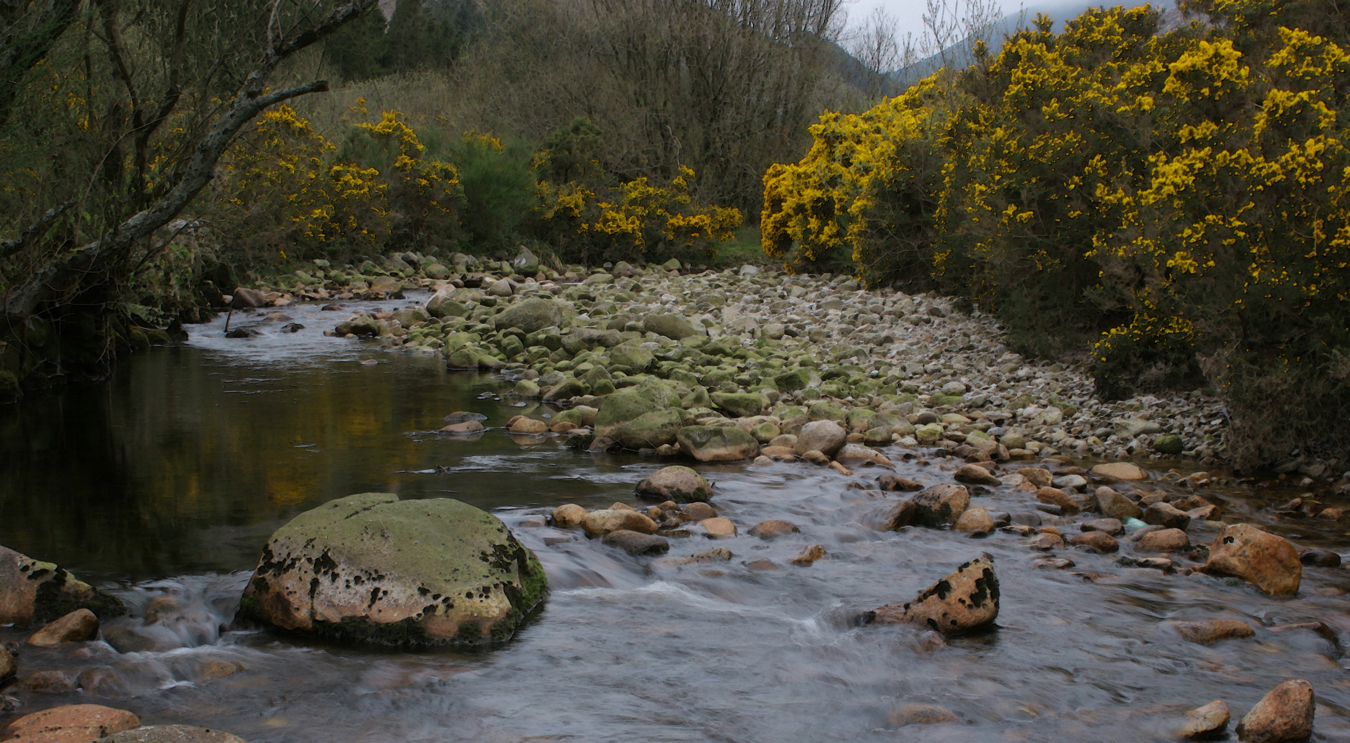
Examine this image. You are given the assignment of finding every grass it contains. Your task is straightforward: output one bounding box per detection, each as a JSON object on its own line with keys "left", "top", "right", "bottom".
{"left": 712, "top": 225, "right": 774, "bottom": 268}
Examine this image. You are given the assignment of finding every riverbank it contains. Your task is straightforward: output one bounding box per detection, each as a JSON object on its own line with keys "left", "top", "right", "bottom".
{"left": 225, "top": 249, "right": 1345, "bottom": 492}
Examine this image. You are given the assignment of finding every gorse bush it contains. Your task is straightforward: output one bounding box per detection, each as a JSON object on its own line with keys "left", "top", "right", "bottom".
{"left": 761, "top": 0, "right": 1350, "bottom": 468}
{"left": 213, "top": 110, "right": 739, "bottom": 269}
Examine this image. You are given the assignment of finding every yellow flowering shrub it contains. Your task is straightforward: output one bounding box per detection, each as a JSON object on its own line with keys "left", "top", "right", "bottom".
{"left": 761, "top": 2, "right": 1350, "bottom": 466}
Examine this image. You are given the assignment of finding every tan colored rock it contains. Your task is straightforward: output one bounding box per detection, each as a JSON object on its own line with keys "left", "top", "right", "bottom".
{"left": 801, "top": 450, "right": 830, "bottom": 465}
{"left": 1182, "top": 700, "right": 1230, "bottom": 739}
{"left": 1030, "top": 532, "right": 1066, "bottom": 550}
{"left": 1204, "top": 524, "right": 1302, "bottom": 595}
{"left": 683, "top": 502, "right": 717, "bottom": 521}
{"left": 954, "top": 505, "right": 995, "bottom": 535}
{"left": 790, "top": 544, "right": 827, "bottom": 566}
{"left": 911, "top": 483, "right": 971, "bottom": 527}
{"left": 835, "top": 443, "right": 893, "bottom": 468}
{"left": 1236, "top": 679, "right": 1314, "bottom": 742}
{"left": 1069, "top": 531, "right": 1119, "bottom": 553}
{"left": 509, "top": 417, "right": 549, "bottom": 434}
{"left": 551, "top": 503, "right": 586, "bottom": 528}
{"left": 748, "top": 520, "right": 800, "bottom": 539}
{"left": 581, "top": 509, "right": 659, "bottom": 537}
{"left": 877, "top": 474, "right": 923, "bottom": 491}
{"left": 868, "top": 554, "right": 999, "bottom": 635}
{"left": 27, "top": 609, "right": 99, "bottom": 648}
{"left": 760, "top": 446, "right": 798, "bottom": 461}
{"left": 1037, "top": 487, "right": 1080, "bottom": 514}
{"left": 954, "top": 463, "right": 1001, "bottom": 486}
{"left": 1018, "top": 467, "right": 1053, "bottom": 488}
{"left": 795, "top": 419, "right": 847, "bottom": 457}
{"left": 700, "top": 517, "right": 737, "bottom": 539}
{"left": 1096, "top": 487, "right": 1143, "bottom": 521}
{"left": 1138, "top": 528, "right": 1190, "bottom": 552}
{"left": 1090, "top": 462, "right": 1148, "bottom": 481}
{"left": 1172, "top": 619, "right": 1255, "bottom": 645}
{"left": 440, "top": 420, "right": 485, "bottom": 434}
{"left": 635, "top": 466, "right": 712, "bottom": 503}
{"left": 0, "top": 704, "right": 140, "bottom": 743}
{"left": 1142, "top": 501, "right": 1191, "bottom": 530}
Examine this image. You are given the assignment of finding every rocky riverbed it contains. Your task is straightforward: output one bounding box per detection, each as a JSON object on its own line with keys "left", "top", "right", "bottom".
{"left": 225, "top": 248, "right": 1345, "bottom": 491}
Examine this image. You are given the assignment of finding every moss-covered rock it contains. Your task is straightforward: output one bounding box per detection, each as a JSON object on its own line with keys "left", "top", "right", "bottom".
{"left": 711, "top": 392, "right": 763, "bottom": 418}
{"left": 635, "top": 466, "right": 712, "bottom": 503}
{"left": 593, "top": 388, "right": 659, "bottom": 439}
{"left": 618, "top": 409, "right": 684, "bottom": 449}
{"left": 494, "top": 298, "right": 564, "bottom": 334}
{"left": 643, "top": 314, "right": 697, "bottom": 340}
{"left": 238, "top": 493, "right": 546, "bottom": 648}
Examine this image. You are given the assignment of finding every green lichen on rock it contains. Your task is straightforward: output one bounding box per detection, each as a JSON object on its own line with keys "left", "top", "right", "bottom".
{"left": 239, "top": 493, "right": 547, "bottom": 649}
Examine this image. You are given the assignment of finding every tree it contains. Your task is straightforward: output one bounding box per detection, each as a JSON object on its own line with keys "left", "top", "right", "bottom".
{"left": 0, "top": 0, "right": 379, "bottom": 392}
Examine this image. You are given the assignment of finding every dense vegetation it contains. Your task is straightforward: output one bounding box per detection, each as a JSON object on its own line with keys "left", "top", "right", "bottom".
{"left": 761, "top": 0, "right": 1350, "bottom": 468}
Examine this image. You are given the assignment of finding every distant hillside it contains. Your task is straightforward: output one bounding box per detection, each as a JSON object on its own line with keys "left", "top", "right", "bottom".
{"left": 888, "top": 0, "right": 1181, "bottom": 87}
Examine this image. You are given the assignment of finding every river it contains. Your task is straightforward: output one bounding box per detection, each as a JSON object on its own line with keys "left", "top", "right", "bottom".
{"left": 2, "top": 295, "right": 1347, "bottom": 742}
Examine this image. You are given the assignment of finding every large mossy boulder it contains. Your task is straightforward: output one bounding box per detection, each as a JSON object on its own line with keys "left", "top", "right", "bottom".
{"left": 618, "top": 409, "right": 685, "bottom": 449}
{"left": 593, "top": 388, "right": 658, "bottom": 439}
{"left": 238, "top": 493, "right": 546, "bottom": 647}
{"left": 494, "top": 298, "right": 563, "bottom": 334}
{"left": 0, "top": 546, "right": 126, "bottom": 626}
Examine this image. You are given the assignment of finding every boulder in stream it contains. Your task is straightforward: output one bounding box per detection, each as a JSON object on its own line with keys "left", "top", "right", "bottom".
{"left": 0, "top": 545, "right": 127, "bottom": 626}
{"left": 635, "top": 466, "right": 713, "bottom": 503}
{"left": 1236, "top": 679, "right": 1315, "bottom": 742}
{"left": 1203, "top": 524, "right": 1302, "bottom": 595}
{"left": 866, "top": 554, "right": 999, "bottom": 635}
{"left": 238, "top": 493, "right": 547, "bottom": 647}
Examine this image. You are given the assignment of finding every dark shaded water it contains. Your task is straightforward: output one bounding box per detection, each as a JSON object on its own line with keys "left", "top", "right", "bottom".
{"left": 2, "top": 297, "right": 1349, "bottom": 742}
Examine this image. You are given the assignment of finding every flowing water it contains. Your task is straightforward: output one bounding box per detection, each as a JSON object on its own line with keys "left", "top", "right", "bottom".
{"left": 2, "top": 296, "right": 1348, "bottom": 742}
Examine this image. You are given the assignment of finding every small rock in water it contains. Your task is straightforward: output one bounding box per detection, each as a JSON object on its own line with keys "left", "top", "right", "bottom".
{"left": 26, "top": 608, "right": 99, "bottom": 647}
{"left": 1204, "top": 524, "right": 1302, "bottom": 595}
{"left": 877, "top": 474, "right": 923, "bottom": 491}
{"left": 440, "top": 420, "right": 485, "bottom": 435}
{"left": 954, "top": 464, "right": 1001, "bottom": 486}
{"left": 359, "top": 359, "right": 378, "bottom": 365}
{"left": 551, "top": 504, "right": 586, "bottom": 528}
{"left": 1181, "top": 700, "right": 1230, "bottom": 739}
{"left": 0, "top": 645, "right": 14, "bottom": 682}
{"left": 954, "top": 505, "right": 994, "bottom": 535}
{"left": 700, "top": 517, "right": 737, "bottom": 539}
{"left": 748, "top": 520, "right": 800, "bottom": 539}
{"left": 635, "top": 466, "right": 712, "bottom": 503}
{"left": 910, "top": 484, "right": 971, "bottom": 527}
{"left": 1236, "top": 679, "right": 1314, "bottom": 742}
{"left": 1082, "top": 518, "right": 1124, "bottom": 536}
{"left": 1171, "top": 619, "right": 1256, "bottom": 645}
{"left": 1137, "top": 527, "right": 1190, "bottom": 552}
{"left": 1035, "top": 557, "right": 1076, "bottom": 569}
{"left": 867, "top": 554, "right": 999, "bottom": 635}
{"left": 1299, "top": 549, "right": 1341, "bottom": 567}
{"left": 1142, "top": 501, "right": 1191, "bottom": 530}
{"left": 790, "top": 544, "right": 827, "bottom": 566}
{"left": 683, "top": 502, "right": 717, "bottom": 521}
{"left": 582, "top": 509, "right": 659, "bottom": 537}
{"left": 601, "top": 530, "right": 671, "bottom": 556}
{"left": 1069, "top": 531, "right": 1119, "bottom": 553}
{"left": 886, "top": 704, "right": 958, "bottom": 727}
{"left": 443, "top": 411, "right": 488, "bottom": 424}
{"left": 16, "top": 670, "right": 75, "bottom": 693}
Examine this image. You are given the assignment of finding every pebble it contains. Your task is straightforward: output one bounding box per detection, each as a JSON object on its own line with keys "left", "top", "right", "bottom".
{"left": 747, "top": 520, "right": 800, "bottom": 539}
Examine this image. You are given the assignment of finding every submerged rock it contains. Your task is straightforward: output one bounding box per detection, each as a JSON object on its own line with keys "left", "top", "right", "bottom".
{"left": 1171, "top": 619, "right": 1255, "bottom": 645}
{"left": 1204, "top": 524, "right": 1302, "bottom": 595}
{"left": 866, "top": 554, "right": 999, "bottom": 635}
{"left": 601, "top": 530, "right": 670, "bottom": 556}
{"left": 0, "top": 545, "right": 126, "bottom": 626}
{"left": 101, "top": 724, "right": 250, "bottom": 743}
{"left": 238, "top": 493, "right": 547, "bottom": 647}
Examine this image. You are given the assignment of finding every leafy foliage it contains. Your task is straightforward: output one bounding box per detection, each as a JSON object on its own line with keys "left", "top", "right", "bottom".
{"left": 761, "top": 1, "right": 1350, "bottom": 467}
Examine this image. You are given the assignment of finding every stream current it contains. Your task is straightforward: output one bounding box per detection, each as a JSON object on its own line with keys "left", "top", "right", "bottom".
{"left": 2, "top": 295, "right": 1348, "bottom": 742}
